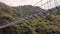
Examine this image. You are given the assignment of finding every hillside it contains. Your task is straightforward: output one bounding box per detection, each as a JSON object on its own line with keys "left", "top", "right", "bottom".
{"left": 0, "top": 2, "right": 17, "bottom": 26}
{"left": 48, "top": 6, "right": 60, "bottom": 15}
{"left": 13, "top": 5, "right": 46, "bottom": 17}
{"left": 0, "top": 2, "right": 45, "bottom": 26}
{"left": 0, "top": 2, "right": 60, "bottom": 34}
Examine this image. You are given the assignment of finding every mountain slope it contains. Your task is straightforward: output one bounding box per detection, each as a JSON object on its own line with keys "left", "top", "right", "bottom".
{"left": 0, "top": 2, "right": 60, "bottom": 34}
{"left": 0, "top": 2, "right": 17, "bottom": 26}
{"left": 13, "top": 5, "right": 46, "bottom": 17}
{"left": 48, "top": 6, "right": 60, "bottom": 15}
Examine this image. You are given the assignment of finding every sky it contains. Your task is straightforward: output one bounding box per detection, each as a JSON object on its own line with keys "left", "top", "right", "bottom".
{"left": 0, "top": 0, "right": 60, "bottom": 9}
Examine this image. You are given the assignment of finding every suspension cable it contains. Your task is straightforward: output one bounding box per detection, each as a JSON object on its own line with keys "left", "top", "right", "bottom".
{"left": 40, "top": 0, "right": 52, "bottom": 7}
{"left": 34, "top": 0, "right": 52, "bottom": 7}
{"left": 34, "top": 0, "right": 42, "bottom": 5}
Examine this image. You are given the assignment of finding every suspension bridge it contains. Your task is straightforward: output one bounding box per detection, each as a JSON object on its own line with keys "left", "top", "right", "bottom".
{"left": 0, "top": 0, "right": 60, "bottom": 29}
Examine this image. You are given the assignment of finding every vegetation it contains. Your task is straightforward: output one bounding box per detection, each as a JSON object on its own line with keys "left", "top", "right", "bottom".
{"left": 0, "top": 2, "right": 60, "bottom": 34}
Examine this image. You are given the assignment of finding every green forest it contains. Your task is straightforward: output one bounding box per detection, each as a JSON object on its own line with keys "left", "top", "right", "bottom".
{"left": 0, "top": 2, "right": 60, "bottom": 34}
